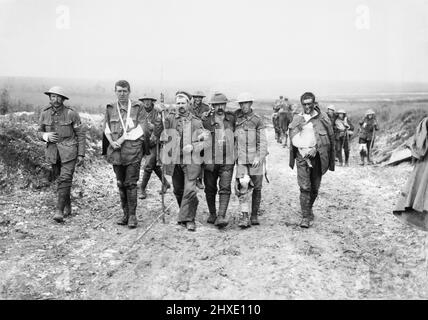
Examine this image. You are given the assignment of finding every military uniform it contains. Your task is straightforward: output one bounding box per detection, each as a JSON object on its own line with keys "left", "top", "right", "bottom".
{"left": 191, "top": 102, "right": 210, "bottom": 120}
{"left": 234, "top": 108, "right": 268, "bottom": 227}
{"left": 278, "top": 106, "right": 293, "bottom": 147}
{"left": 202, "top": 110, "right": 236, "bottom": 227}
{"left": 335, "top": 115, "right": 354, "bottom": 166}
{"left": 104, "top": 100, "right": 147, "bottom": 228}
{"left": 139, "top": 105, "right": 170, "bottom": 198}
{"left": 161, "top": 111, "right": 210, "bottom": 226}
{"left": 272, "top": 111, "right": 281, "bottom": 143}
{"left": 37, "top": 103, "right": 86, "bottom": 220}
{"left": 358, "top": 113, "right": 379, "bottom": 164}
{"left": 289, "top": 106, "right": 335, "bottom": 226}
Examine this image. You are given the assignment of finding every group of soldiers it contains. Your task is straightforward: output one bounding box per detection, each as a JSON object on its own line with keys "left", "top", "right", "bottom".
{"left": 273, "top": 97, "right": 380, "bottom": 167}
{"left": 37, "top": 82, "right": 378, "bottom": 231}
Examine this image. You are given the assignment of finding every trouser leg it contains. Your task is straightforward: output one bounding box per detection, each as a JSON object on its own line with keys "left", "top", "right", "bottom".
{"left": 124, "top": 162, "right": 141, "bottom": 228}
{"left": 204, "top": 167, "right": 218, "bottom": 223}
{"left": 178, "top": 165, "right": 199, "bottom": 223}
{"left": 172, "top": 165, "right": 184, "bottom": 208}
{"left": 113, "top": 165, "right": 129, "bottom": 225}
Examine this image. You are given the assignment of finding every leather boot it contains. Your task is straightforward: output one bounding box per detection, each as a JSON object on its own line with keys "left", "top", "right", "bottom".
{"left": 154, "top": 167, "right": 170, "bottom": 194}
{"left": 116, "top": 187, "right": 129, "bottom": 225}
{"left": 53, "top": 188, "right": 67, "bottom": 223}
{"left": 309, "top": 191, "right": 317, "bottom": 221}
{"left": 215, "top": 193, "right": 230, "bottom": 228}
{"left": 250, "top": 189, "right": 262, "bottom": 225}
{"left": 299, "top": 191, "right": 312, "bottom": 228}
{"left": 63, "top": 186, "right": 72, "bottom": 217}
{"left": 139, "top": 171, "right": 151, "bottom": 199}
{"left": 127, "top": 187, "right": 138, "bottom": 229}
{"left": 205, "top": 193, "right": 217, "bottom": 224}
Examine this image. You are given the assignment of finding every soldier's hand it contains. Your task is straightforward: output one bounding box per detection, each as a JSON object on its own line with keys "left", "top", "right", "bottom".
{"left": 47, "top": 132, "right": 59, "bottom": 143}
{"left": 76, "top": 155, "right": 85, "bottom": 167}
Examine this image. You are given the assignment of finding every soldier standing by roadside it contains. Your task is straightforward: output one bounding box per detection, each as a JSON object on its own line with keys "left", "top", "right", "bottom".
{"left": 335, "top": 109, "right": 354, "bottom": 166}
{"left": 138, "top": 94, "right": 171, "bottom": 199}
{"left": 234, "top": 93, "right": 268, "bottom": 228}
{"left": 200, "top": 92, "right": 235, "bottom": 228}
{"left": 191, "top": 90, "right": 211, "bottom": 190}
{"left": 160, "top": 91, "right": 210, "bottom": 231}
{"left": 37, "top": 86, "right": 86, "bottom": 223}
{"left": 289, "top": 92, "right": 335, "bottom": 228}
{"left": 278, "top": 102, "right": 293, "bottom": 148}
{"left": 358, "top": 109, "right": 379, "bottom": 165}
{"left": 103, "top": 80, "right": 146, "bottom": 229}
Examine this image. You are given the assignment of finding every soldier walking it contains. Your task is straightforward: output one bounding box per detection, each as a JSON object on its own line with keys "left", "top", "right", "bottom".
{"left": 289, "top": 92, "right": 335, "bottom": 228}
{"left": 272, "top": 104, "right": 282, "bottom": 143}
{"left": 103, "top": 80, "right": 147, "bottom": 229}
{"left": 138, "top": 93, "right": 171, "bottom": 199}
{"left": 160, "top": 91, "right": 210, "bottom": 231}
{"left": 201, "top": 92, "right": 236, "bottom": 228}
{"left": 37, "top": 86, "right": 86, "bottom": 223}
{"left": 358, "top": 109, "right": 379, "bottom": 165}
{"left": 335, "top": 109, "right": 354, "bottom": 166}
{"left": 234, "top": 93, "right": 268, "bottom": 228}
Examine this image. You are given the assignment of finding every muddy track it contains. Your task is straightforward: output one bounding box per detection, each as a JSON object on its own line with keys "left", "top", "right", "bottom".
{"left": 1, "top": 128, "right": 428, "bottom": 299}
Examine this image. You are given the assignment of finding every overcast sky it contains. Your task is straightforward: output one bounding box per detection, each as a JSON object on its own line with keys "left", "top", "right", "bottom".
{"left": 1, "top": 0, "right": 428, "bottom": 96}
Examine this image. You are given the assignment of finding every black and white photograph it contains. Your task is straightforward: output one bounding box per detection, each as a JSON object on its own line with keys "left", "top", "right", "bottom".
{"left": 1, "top": 0, "right": 428, "bottom": 303}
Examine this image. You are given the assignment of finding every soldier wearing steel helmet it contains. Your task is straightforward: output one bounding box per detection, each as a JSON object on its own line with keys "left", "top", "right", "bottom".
{"left": 200, "top": 92, "right": 236, "bottom": 228}
{"left": 37, "top": 86, "right": 86, "bottom": 223}
{"left": 234, "top": 93, "right": 268, "bottom": 228}
{"left": 138, "top": 93, "right": 171, "bottom": 199}
{"left": 272, "top": 104, "right": 282, "bottom": 144}
{"left": 334, "top": 109, "right": 354, "bottom": 166}
{"left": 358, "top": 108, "right": 379, "bottom": 165}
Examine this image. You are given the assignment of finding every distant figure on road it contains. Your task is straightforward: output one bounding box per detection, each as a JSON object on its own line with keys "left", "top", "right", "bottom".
{"left": 358, "top": 109, "right": 379, "bottom": 165}
{"left": 335, "top": 109, "right": 354, "bottom": 166}
{"left": 272, "top": 104, "right": 282, "bottom": 143}
{"left": 393, "top": 116, "right": 428, "bottom": 231}
{"left": 278, "top": 102, "right": 293, "bottom": 148}
{"left": 289, "top": 92, "right": 335, "bottom": 228}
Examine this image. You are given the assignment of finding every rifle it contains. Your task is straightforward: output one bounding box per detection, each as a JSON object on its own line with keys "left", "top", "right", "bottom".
{"left": 158, "top": 93, "right": 167, "bottom": 224}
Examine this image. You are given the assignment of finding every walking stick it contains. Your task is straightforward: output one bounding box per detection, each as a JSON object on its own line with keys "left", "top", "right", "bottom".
{"left": 369, "top": 127, "right": 376, "bottom": 163}
{"left": 158, "top": 94, "right": 167, "bottom": 224}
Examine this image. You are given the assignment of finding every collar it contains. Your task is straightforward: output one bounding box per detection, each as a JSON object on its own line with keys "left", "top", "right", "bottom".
{"left": 117, "top": 99, "right": 131, "bottom": 112}
{"left": 50, "top": 104, "right": 65, "bottom": 114}
{"left": 175, "top": 111, "right": 191, "bottom": 119}
{"left": 299, "top": 109, "right": 318, "bottom": 120}
{"left": 210, "top": 112, "right": 232, "bottom": 125}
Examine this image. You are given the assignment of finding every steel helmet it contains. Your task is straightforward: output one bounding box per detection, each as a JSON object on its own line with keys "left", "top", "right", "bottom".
{"left": 44, "top": 86, "right": 69, "bottom": 100}
{"left": 139, "top": 93, "right": 157, "bottom": 102}
{"left": 192, "top": 90, "right": 205, "bottom": 98}
{"left": 337, "top": 109, "right": 346, "bottom": 114}
{"left": 236, "top": 92, "right": 255, "bottom": 103}
{"left": 365, "top": 109, "right": 375, "bottom": 116}
{"left": 209, "top": 92, "right": 228, "bottom": 105}
{"left": 327, "top": 104, "right": 335, "bottom": 111}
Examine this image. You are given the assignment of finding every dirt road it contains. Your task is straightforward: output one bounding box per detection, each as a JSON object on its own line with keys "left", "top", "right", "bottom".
{"left": 1, "top": 128, "right": 428, "bottom": 299}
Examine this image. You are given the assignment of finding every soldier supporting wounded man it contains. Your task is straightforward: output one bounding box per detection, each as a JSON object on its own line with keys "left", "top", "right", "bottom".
{"left": 103, "top": 80, "right": 148, "bottom": 229}
{"left": 289, "top": 92, "right": 335, "bottom": 228}
{"left": 37, "top": 86, "right": 86, "bottom": 223}
{"left": 234, "top": 93, "right": 268, "bottom": 228}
